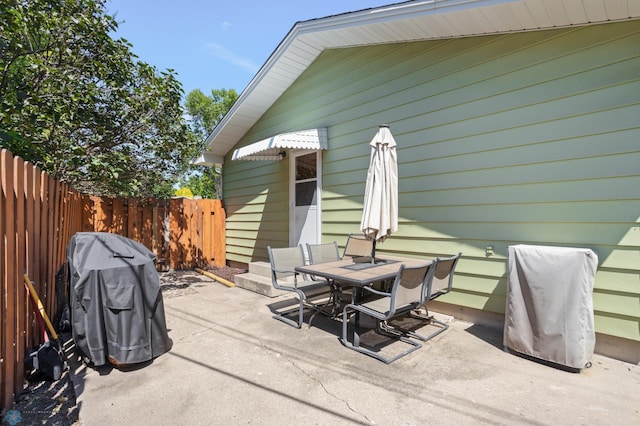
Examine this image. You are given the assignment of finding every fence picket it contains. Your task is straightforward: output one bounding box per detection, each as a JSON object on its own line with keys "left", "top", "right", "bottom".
{"left": 13, "top": 156, "right": 27, "bottom": 397}
{"left": 0, "top": 152, "right": 5, "bottom": 408}
{"left": 1, "top": 149, "right": 17, "bottom": 411}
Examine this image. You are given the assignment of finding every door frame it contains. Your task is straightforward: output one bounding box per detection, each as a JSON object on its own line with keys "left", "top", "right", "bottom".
{"left": 288, "top": 149, "right": 322, "bottom": 247}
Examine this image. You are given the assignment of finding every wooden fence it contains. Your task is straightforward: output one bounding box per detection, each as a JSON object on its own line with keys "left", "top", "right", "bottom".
{"left": 0, "top": 149, "right": 226, "bottom": 413}
{"left": 82, "top": 196, "right": 226, "bottom": 270}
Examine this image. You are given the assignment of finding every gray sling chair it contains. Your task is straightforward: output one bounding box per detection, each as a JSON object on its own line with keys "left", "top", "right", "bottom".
{"left": 307, "top": 241, "right": 341, "bottom": 265}
{"left": 343, "top": 233, "right": 392, "bottom": 292}
{"left": 342, "top": 233, "right": 374, "bottom": 260}
{"left": 341, "top": 261, "right": 435, "bottom": 364}
{"left": 386, "top": 252, "right": 462, "bottom": 342}
{"left": 267, "top": 245, "right": 334, "bottom": 329}
{"left": 306, "top": 241, "right": 344, "bottom": 317}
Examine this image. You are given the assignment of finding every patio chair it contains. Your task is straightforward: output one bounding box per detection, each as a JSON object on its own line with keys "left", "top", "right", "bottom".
{"left": 342, "top": 233, "right": 374, "bottom": 260}
{"left": 307, "top": 241, "right": 350, "bottom": 316}
{"left": 307, "top": 241, "right": 341, "bottom": 265}
{"left": 392, "top": 252, "right": 462, "bottom": 342}
{"left": 427, "top": 252, "right": 461, "bottom": 299}
{"left": 267, "top": 245, "right": 333, "bottom": 329}
{"left": 342, "top": 233, "right": 383, "bottom": 291}
{"left": 341, "top": 261, "right": 434, "bottom": 364}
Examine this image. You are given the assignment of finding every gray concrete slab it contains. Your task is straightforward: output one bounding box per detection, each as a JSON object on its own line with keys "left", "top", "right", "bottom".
{"left": 69, "top": 271, "right": 640, "bottom": 425}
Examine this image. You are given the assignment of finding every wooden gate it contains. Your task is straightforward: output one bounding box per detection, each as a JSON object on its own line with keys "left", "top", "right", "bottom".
{"left": 81, "top": 196, "right": 226, "bottom": 270}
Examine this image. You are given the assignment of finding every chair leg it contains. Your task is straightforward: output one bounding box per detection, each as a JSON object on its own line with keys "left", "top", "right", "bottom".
{"left": 272, "top": 288, "right": 333, "bottom": 329}
{"left": 272, "top": 299, "right": 306, "bottom": 329}
{"left": 340, "top": 306, "right": 422, "bottom": 364}
{"left": 307, "top": 291, "right": 334, "bottom": 328}
{"left": 384, "top": 309, "right": 449, "bottom": 342}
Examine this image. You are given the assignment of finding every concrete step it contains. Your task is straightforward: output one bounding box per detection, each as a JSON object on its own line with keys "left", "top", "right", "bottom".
{"left": 248, "top": 261, "right": 271, "bottom": 278}
{"left": 234, "top": 272, "right": 284, "bottom": 298}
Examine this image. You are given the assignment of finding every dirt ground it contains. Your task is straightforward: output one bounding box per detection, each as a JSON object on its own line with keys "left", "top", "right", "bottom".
{"left": 2, "top": 267, "right": 244, "bottom": 426}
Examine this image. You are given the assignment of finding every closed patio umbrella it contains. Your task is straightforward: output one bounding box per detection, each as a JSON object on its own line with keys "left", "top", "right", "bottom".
{"left": 360, "top": 125, "right": 398, "bottom": 258}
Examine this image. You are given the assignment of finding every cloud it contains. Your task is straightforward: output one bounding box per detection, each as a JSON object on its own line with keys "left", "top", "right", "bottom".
{"left": 204, "top": 43, "right": 259, "bottom": 74}
{"left": 221, "top": 21, "right": 231, "bottom": 31}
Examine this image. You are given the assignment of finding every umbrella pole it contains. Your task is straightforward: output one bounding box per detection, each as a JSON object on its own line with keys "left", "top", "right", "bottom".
{"left": 372, "top": 240, "right": 376, "bottom": 263}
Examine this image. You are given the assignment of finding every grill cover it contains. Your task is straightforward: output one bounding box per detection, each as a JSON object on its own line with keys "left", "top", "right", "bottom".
{"left": 505, "top": 244, "right": 597, "bottom": 370}
{"left": 67, "top": 232, "right": 172, "bottom": 366}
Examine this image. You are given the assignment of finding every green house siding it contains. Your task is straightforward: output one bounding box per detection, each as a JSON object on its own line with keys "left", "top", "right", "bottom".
{"left": 223, "top": 21, "right": 640, "bottom": 342}
{"left": 223, "top": 160, "right": 289, "bottom": 260}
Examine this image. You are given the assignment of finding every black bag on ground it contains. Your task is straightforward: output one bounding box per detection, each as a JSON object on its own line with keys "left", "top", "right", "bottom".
{"left": 25, "top": 341, "right": 64, "bottom": 381}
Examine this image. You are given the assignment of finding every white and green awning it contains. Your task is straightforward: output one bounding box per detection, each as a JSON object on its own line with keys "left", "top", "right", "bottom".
{"left": 232, "top": 128, "right": 328, "bottom": 161}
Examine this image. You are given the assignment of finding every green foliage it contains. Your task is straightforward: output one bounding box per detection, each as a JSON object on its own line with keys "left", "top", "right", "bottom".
{"left": 182, "top": 87, "right": 238, "bottom": 198}
{"left": 0, "top": 0, "right": 200, "bottom": 197}
{"left": 174, "top": 187, "right": 194, "bottom": 198}
{"left": 185, "top": 88, "right": 238, "bottom": 141}
{"left": 179, "top": 166, "right": 220, "bottom": 199}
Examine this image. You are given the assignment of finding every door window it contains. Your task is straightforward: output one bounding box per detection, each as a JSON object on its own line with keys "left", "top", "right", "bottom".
{"left": 295, "top": 153, "right": 317, "bottom": 206}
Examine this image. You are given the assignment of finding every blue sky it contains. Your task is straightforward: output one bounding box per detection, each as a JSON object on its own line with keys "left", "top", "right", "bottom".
{"left": 107, "top": 1, "right": 395, "bottom": 99}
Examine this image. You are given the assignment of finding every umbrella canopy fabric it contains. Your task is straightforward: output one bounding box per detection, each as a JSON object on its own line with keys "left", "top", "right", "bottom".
{"left": 360, "top": 125, "right": 398, "bottom": 246}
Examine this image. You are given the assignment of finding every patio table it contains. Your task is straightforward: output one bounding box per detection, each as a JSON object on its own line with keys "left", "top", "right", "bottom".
{"left": 296, "top": 255, "right": 426, "bottom": 291}
{"left": 296, "top": 254, "right": 429, "bottom": 346}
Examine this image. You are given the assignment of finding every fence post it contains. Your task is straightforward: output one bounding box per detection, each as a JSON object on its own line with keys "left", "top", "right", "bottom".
{"left": 1, "top": 150, "right": 17, "bottom": 410}
{"left": 169, "top": 198, "right": 183, "bottom": 270}
{"left": 112, "top": 198, "right": 124, "bottom": 235}
{"left": 212, "top": 199, "right": 226, "bottom": 267}
{"left": 0, "top": 151, "right": 5, "bottom": 411}
{"left": 13, "top": 156, "right": 27, "bottom": 398}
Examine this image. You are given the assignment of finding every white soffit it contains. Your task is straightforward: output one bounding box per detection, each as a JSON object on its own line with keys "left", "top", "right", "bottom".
{"left": 203, "top": 0, "right": 640, "bottom": 164}
{"left": 232, "top": 128, "right": 328, "bottom": 161}
{"left": 192, "top": 152, "right": 223, "bottom": 167}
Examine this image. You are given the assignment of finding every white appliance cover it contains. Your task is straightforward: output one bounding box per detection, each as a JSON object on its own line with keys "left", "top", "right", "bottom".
{"left": 505, "top": 244, "right": 598, "bottom": 369}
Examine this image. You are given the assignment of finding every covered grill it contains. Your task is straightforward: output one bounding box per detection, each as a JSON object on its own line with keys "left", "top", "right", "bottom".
{"left": 67, "top": 232, "right": 172, "bottom": 366}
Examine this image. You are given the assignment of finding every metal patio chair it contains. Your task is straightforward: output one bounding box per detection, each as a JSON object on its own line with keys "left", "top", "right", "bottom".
{"left": 341, "top": 261, "right": 434, "bottom": 364}
{"left": 391, "top": 252, "right": 462, "bottom": 342}
{"left": 344, "top": 232, "right": 401, "bottom": 293}
{"left": 342, "top": 233, "right": 374, "bottom": 260}
{"left": 342, "top": 233, "right": 383, "bottom": 291}
{"left": 307, "top": 241, "right": 349, "bottom": 316}
{"left": 267, "top": 245, "right": 333, "bottom": 329}
{"left": 307, "top": 241, "right": 341, "bottom": 265}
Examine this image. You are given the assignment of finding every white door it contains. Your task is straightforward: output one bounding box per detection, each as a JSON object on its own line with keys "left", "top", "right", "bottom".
{"left": 289, "top": 151, "right": 322, "bottom": 251}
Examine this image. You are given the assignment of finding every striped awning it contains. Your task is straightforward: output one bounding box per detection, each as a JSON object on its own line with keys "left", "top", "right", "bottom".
{"left": 232, "top": 128, "right": 328, "bottom": 161}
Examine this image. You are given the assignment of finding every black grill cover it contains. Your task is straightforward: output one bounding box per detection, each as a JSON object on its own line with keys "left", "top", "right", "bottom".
{"left": 67, "top": 232, "right": 172, "bottom": 366}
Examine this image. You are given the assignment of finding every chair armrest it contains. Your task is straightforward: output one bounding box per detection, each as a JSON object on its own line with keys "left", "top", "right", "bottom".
{"left": 273, "top": 269, "right": 300, "bottom": 287}
{"left": 273, "top": 269, "right": 299, "bottom": 278}
{"left": 362, "top": 286, "right": 390, "bottom": 298}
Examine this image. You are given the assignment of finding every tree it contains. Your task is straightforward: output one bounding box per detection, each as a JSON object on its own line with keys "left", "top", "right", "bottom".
{"left": 0, "top": 0, "right": 199, "bottom": 197}
{"left": 181, "top": 88, "right": 238, "bottom": 198}
{"left": 185, "top": 88, "right": 238, "bottom": 141}
{"left": 178, "top": 166, "right": 219, "bottom": 199}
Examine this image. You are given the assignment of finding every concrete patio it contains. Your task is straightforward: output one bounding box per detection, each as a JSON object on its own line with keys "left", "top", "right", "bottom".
{"left": 69, "top": 271, "right": 640, "bottom": 425}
